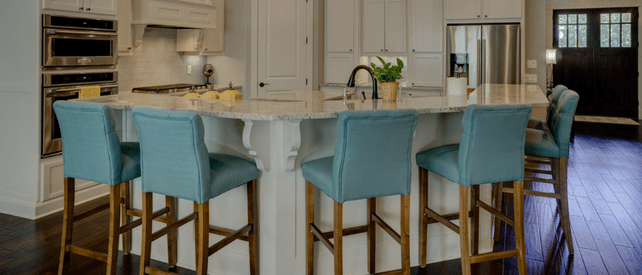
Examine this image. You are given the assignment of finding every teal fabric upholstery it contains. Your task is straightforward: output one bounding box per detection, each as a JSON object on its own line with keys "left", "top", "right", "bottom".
{"left": 302, "top": 110, "right": 419, "bottom": 203}
{"left": 525, "top": 90, "right": 579, "bottom": 159}
{"left": 53, "top": 101, "right": 141, "bottom": 186}
{"left": 132, "top": 108, "right": 259, "bottom": 204}
{"left": 416, "top": 104, "right": 532, "bottom": 187}
{"left": 527, "top": 84, "right": 567, "bottom": 131}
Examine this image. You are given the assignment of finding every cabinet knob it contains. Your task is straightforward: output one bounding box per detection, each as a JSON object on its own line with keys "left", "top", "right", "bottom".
{"left": 385, "top": 49, "right": 388, "bottom": 52}
{"left": 381, "top": 49, "right": 383, "bottom": 52}
{"left": 127, "top": 47, "right": 132, "bottom": 50}
{"left": 412, "top": 49, "right": 415, "bottom": 52}
{"left": 204, "top": 48, "right": 209, "bottom": 51}
{"left": 485, "top": 15, "right": 488, "bottom": 18}
{"left": 477, "top": 14, "right": 480, "bottom": 18}
{"left": 87, "top": 8, "right": 91, "bottom": 11}
{"left": 79, "top": 7, "right": 84, "bottom": 10}
{"left": 350, "top": 49, "right": 352, "bottom": 52}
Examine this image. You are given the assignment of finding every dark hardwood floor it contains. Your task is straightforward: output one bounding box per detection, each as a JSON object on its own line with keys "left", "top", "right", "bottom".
{"left": 1, "top": 121, "right": 642, "bottom": 274}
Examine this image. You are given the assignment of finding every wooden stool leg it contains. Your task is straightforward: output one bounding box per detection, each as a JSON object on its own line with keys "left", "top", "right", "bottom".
{"left": 247, "top": 180, "right": 258, "bottom": 275}
{"left": 165, "top": 196, "right": 178, "bottom": 267}
{"left": 121, "top": 181, "right": 132, "bottom": 255}
{"left": 139, "top": 192, "right": 153, "bottom": 275}
{"left": 418, "top": 168, "right": 428, "bottom": 268}
{"left": 493, "top": 182, "right": 504, "bottom": 242}
{"left": 58, "top": 178, "right": 75, "bottom": 275}
{"left": 400, "top": 194, "right": 411, "bottom": 275}
{"left": 334, "top": 201, "right": 343, "bottom": 275}
{"left": 306, "top": 182, "right": 315, "bottom": 275}
{"left": 556, "top": 158, "right": 574, "bottom": 254}
{"left": 106, "top": 184, "right": 122, "bottom": 275}
{"left": 193, "top": 201, "right": 200, "bottom": 270}
{"left": 471, "top": 185, "right": 480, "bottom": 256}
{"left": 196, "top": 202, "right": 210, "bottom": 275}
{"left": 367, "top": 197, "right": 376, "bottom": 274}
{"left": 459, "top": 185, "right": 472, "bottom": 275}
{"left": 513, "top": 181, "right": 528, "bottom": 275}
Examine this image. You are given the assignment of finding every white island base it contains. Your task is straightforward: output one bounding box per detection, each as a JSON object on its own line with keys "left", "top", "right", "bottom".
{"left": 78, "top": 84, "right": 548, "bottom": 275}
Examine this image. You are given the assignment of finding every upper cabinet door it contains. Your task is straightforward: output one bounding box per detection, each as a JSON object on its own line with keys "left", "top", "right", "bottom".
{"left": 483, "top": 0, "right": 521, "bottom": 19}
{"left": 117, "top": 0, "right": 132, "bottom": 52}
{"left": 43, "top": 0, "right": 84, "bottom": 13}
{"left": 384, "top": 0, "right": 406, "bottom": 53}
{"left": 362, "top": 0, "right": 385, "bottom": 54}
{"left": 412, "top": 0, "right": 442, "bottom": 53}
{"left": 85, "top": 0, "right": 118, "bottom": 15}
{"left": 326, "top": 0, "right": 354, "bottom": 53}
{"left": 444, "top": 0, "right": 481, "bottom": 20}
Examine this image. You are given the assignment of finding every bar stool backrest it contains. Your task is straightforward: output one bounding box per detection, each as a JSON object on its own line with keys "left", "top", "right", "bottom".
{"left": 132, "top": 108, "right": 211, "bottom": 204}
{"left": 550, "top": 90, "right": 580, "bottom": 158}
{"left": 53, "top": 101, "right": 123, "bottom": 186}
{"left": 458, "top": 104, "right": 532, "bottom": 186}
{"left": 332, "top": 110, "right": 418, "bottom": 203}
{"left": 547, "top": 85, "right": 568, "bottom": 129}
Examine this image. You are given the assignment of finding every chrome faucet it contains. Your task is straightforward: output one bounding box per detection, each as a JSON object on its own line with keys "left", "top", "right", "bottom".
{"left": 347, "top": 65, "right": 379, "bottom": 99}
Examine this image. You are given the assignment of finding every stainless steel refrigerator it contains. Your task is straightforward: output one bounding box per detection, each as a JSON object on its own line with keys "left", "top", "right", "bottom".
{"left": 447, "top": 24, "right": 521, "bottom": 89}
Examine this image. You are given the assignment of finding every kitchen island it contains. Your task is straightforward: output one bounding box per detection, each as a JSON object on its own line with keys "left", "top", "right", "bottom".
{"left": 76, "top": 84, "right": 548, "bottom": 275}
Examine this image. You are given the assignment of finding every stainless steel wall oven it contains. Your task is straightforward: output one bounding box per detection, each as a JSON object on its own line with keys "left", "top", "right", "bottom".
{"left": 42, "top": 71, "right": 118, "bottom": 157}
{"left": 43, "top": 14, "right": 118, "bottom": 68}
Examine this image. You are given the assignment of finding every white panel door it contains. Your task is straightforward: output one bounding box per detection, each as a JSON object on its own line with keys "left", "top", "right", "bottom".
{"left": 43, "top": 0, "right": 84, "bottom": 13}
{"left": 326, "top": 0, "right": 354, "bottom": 53}
{"left": 325, "top": 53, "right": 355, "bottom": 84}
{"left": 362, "top": 0, "right": 385, "bottom": 54}
{"left": 411, "top": 53, "right": 443, "bottom": 87}
{"left": 444, "top": 0, "right": 481, "bottom": 20}
{"left": 384, "top": 0, "right": 406, "bottom": 53}
{"left": 412, "top": 0, "right": 442, "bottom": 53}
{"left": 85, "top": 0, "right": 118, "bottom": 15}
{"left": 257, "top": 0, "right": 308, "bottom": 96}
{"left": 484, "top": 0, "right": 521, "bottom": 19}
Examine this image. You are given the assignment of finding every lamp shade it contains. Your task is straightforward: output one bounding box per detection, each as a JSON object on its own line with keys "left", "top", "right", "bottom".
{"left": 546, "top": 49, "right": 557, "bottom": 64}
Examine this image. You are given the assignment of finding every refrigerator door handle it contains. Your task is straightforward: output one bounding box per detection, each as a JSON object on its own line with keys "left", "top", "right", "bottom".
{"left": 477, "top": 39, "right": 483, "bottom": 88}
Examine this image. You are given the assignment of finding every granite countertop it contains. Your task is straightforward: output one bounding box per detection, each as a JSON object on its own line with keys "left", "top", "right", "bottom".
{"left": 123, "top": 84, "right": 242, "bottom": 96}
{"left": 321, "top": 83, "right": 443, "bottom": 91}
{"left": 75, "top": 84, "right": 548, "bottom": 121}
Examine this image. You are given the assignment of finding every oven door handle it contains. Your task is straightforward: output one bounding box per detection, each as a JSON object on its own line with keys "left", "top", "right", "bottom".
{"left": 47, "top": 84, "right": 119, "bottom": 95}
{"left": 46, "top": 29, "right": 118, "bottom": 36}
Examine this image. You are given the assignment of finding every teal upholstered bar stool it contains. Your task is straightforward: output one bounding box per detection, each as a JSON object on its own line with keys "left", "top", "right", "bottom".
{"left": 416, "top": 104, "right": 532, "bottom": 275}
{"left": 495, "top": 90, "right": 580, "bottom": 254}
{"left": 132, "top": 108, "right": 259, "bottom": 275}
{"left": 53, "top": 101, "right": 177, "bottom": 275}
{"left": 302, "top": 110, "right": 418, "bottom": 275}
{"left": 492, "top": 84, "right": 569, "bottom": 241}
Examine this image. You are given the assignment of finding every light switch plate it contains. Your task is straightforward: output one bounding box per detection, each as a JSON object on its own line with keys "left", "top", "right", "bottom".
{"left": 525, "top": 74, "right": 537, "bottom": 83}
{"left": 187, "top": 65, "right": 192, "bottom": 75}
{"left": 527, "top": 60, "right": 537, "bottom": 69}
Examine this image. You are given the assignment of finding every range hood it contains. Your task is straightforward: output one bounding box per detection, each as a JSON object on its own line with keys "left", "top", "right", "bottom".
{"left": 131, "top": 0, "right": 224, "bottom": 48}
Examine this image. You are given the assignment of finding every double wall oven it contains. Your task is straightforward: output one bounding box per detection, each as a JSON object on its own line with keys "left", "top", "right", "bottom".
{"left": 41, "top": 15, "right": 119, "bottom": 157}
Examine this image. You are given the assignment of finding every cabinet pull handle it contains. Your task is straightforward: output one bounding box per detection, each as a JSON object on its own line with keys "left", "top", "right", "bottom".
{"left": 204, "top": 48, "right": 209, "bottom": 51}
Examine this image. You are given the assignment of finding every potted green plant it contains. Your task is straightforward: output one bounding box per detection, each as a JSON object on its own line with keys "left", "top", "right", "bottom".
{"left": 371, "top": 56, "right": 404, "bottom": 100}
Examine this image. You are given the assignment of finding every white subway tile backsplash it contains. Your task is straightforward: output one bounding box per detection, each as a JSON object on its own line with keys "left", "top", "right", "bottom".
{"left": 118, "top": 28, "right": 206, "bottom": 92}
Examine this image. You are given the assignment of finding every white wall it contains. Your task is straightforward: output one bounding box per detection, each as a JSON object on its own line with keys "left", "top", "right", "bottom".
{"left": 0, "top": 0, "right": 41, "bottom": 217}
{"left": 118, "top": 28, "right": 207, "bottom": 92}
{"left": 207, "top": 0, "right": 248, "bottom": 91}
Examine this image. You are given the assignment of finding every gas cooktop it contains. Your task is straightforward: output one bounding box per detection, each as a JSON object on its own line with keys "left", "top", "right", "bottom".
{"left": 131, "top": 84, "right": 207, "bottom": 94}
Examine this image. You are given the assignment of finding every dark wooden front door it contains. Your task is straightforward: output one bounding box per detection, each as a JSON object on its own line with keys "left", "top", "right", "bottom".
{"left": 553, "top": 8, "right": 638, "bottom": 119}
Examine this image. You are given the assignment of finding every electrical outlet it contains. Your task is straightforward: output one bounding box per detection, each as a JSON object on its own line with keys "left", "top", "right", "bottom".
{"left": 525, "top": 74, "right": 538, "bottom": 83}
{"left": 187, "top": 65, "right": 192, "bottom": 75}
{"left": 527, "top": 60, "right": 537, "bottom": 69}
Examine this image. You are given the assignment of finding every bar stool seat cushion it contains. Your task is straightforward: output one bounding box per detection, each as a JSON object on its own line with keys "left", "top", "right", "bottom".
{"left": 209, "top": 153, "right": 260, "bottom": 199}
{"left": 415, "top": 144, "right": 460, "bottom": 184}
{"left": 524, "top": 129, "right": 559, "bottom": 158}
{"left": 120, "top": 142, "right": 142, "bottom": 182}
{"left": 527, "top": 118, "right": 549, "bottom": 132}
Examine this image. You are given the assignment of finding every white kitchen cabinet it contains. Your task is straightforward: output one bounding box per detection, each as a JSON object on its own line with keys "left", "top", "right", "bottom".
{"left": 411, "top": 0, "right": 442, "bottom": 53}
{"left": 445, "top": 0, "right": 521, "bottom": 20}
{"left": 43, "top": 0, "right": 118, "bottom": 16}
{"left": 325, "top": 53, "right": 355, "bottom": 84}
{"left": 117, "top": 0, "right": 133, "bottom": 53}
{"left": 326, "top": 0, "right": 354, "bottom": 53}
{"left": 177, "top": 29, "right": 223, "bottom": 55}
{"left": 410, "top": 53, "right": 443, "bottom": 87}
{"left": 362, "top": 0, "right": 406, "bottom": 54}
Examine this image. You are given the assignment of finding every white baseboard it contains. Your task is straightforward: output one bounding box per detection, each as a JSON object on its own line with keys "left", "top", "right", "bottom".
{"left": 0, "top": 184, "right": 109, "bottom": 220}
{"left": 35, "top": 184, "right": 110, "bottom": 219}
